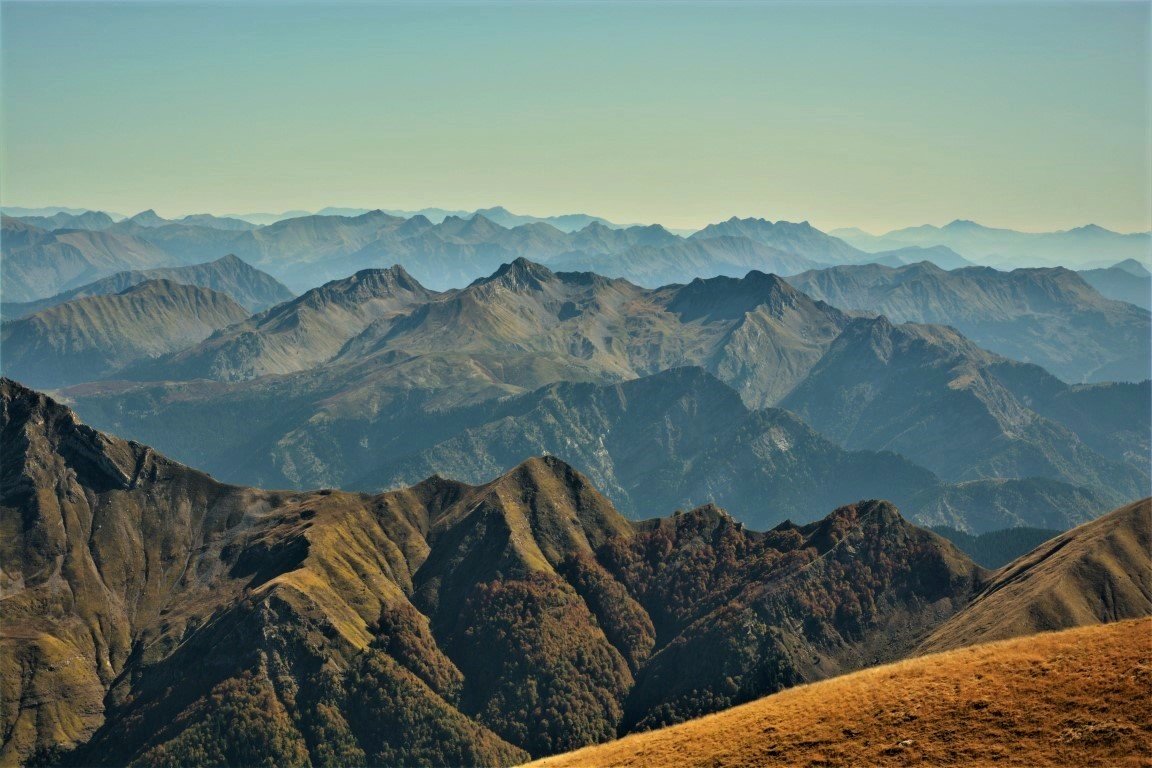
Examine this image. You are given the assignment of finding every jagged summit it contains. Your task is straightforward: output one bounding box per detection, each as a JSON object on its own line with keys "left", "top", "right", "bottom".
{"left": 474, "top": 256, "right": 558, "bottom": 290}
{"left": 667, "top": 268, "right": 819, "bottom": 321}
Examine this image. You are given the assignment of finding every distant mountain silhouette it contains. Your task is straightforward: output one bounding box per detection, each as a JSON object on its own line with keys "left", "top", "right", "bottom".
{"left": 55, "top": 262, "right": 1140, "bottom": 532}
{"left": 785, "top": 261, "right": 1151, "bottom": 383}
{"left": 1, "top": 217, "right": 172, "bottom": 302}
{"left": 1, "top": 279, "right": 249, "bottom": 388}
{"left": 1078, "top": 259, "right": 1152, "bottom": 310}
{"left": 832, "top": 220, "right": 1152, "bottom": 269}
{"left": 0, "top": 253, "right": 292, "bottom": 318}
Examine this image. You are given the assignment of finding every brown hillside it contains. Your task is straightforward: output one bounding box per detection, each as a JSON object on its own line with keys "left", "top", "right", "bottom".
{"left": 920, "top": 498, "right": 1151, "bottom": 654}
{"left": 0, "top": 379, "right": 986, "bottom": 766}
{"left": 526, "top": 618, "right": 1152, "bottom": 768}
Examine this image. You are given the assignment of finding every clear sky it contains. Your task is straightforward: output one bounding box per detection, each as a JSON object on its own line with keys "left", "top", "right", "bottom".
{"left": 1, "top": 1, "right": 1149, "bottom": 233}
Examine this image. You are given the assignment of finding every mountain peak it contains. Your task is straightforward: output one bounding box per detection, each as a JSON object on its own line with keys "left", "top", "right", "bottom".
{"left": 483, "top": 257, "right": 557, "bottom": 290}
{"left": 212, "top": 253, "right": 247, "bottom": 267}
{"left": 668, "top": 269, "right": 805, "bottom": 321}
{"left": 943, "top": 219, "right": 983, "bottom": 231}
{"left": 1112, "top": 258, "right": 1151, "bottom": 277}
{"left": 127, "top": 209, "right": 168, "bottom": 227}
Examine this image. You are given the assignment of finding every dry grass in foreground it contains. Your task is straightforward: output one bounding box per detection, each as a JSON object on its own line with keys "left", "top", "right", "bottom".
{"left": 525, "top": 618, "right": 1152, "bottom": 768}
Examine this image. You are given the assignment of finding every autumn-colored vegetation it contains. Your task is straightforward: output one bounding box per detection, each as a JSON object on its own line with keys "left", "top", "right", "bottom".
{"left": 526, "top": 619, "right": 1152, "bottom": 768}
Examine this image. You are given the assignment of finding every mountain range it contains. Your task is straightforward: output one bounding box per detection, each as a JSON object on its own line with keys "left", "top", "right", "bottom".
{"left": 1077, "top": 258, "right": 1152, "bottom": 310}
{"left": 0, "top": 280, "right": 250, "bottom": 388}
{"left": 832, "top": 220, "right": 1152, "bottom": 269}
{"left": 0, "top": 210, "right": 949, "bottom": 300}
{"left": 2, "top": 379, "right": 1147, "bottom": 767}
{"left": 53, "top": 260, "right": 1147, "bottom": 528}
{"left": 784, "top": 261, "right": 1151, "bottom": 383}
{"left": 0, "top": 253, "right": 293, "bottom": 319}
{"left": 0, "top": 216, "right": 173, "bottom": 302}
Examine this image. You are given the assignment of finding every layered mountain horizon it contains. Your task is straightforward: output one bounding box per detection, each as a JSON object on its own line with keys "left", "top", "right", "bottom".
{"left": 5, "top": 206, "right": 1148, "bottom": 300}
{"left": 0, "top": 251, "right": 1140, "bottom": 541}
{"left": 2, "top": 204, "right": 1149, "bottom": 768}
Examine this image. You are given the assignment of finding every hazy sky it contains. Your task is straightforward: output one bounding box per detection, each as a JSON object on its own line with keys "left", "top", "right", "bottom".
{"left": 2, "top": 1, "right": 1149, "bottom": 233}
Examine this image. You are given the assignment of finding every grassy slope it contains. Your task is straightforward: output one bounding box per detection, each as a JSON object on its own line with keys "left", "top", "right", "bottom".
{"left": 921, "top": 498, "right": 1151, "bottom": 654}
{"left": 525, "top": 618, "right": 1152, "bottom": 768}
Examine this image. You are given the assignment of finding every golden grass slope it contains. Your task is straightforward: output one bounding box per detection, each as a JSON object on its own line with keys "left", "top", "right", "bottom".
{"left": 526, "top": 618, "right": 1152, "bottom": 768}
{"left": 921, "top": 498, "right": 1151, "bottom": 654}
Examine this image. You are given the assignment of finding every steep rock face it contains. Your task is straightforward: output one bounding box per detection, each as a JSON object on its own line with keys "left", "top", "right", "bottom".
{"left": 919, "top": 498, "right": 1152, "bottom": 653}
{"left": 1, "top": 381, "right": 988, "bottom": 766}
{"left": 0, "top": 280, "right": 250, "bottom": 388}
{"left": 785, "top": 262, "right": 1151, "bottom": 383}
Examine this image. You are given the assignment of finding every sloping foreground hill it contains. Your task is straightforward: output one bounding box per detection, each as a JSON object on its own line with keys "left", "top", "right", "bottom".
{"left": 525, "top": 618, "right": 1152, "bottom": 768}
{"left": 920, "top": 498, "right": 1151, "bottom": 653}
{"left": 0, "top": 379, "right": 984, "bottom": 767}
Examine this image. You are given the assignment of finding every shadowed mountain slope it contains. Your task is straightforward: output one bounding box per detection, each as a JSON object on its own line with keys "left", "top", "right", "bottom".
{"left": 56, "top": 261, "right": 1146, "bottom": 527}
{"left": 123, "top": 260, "right": 849, "bottom": 409}
{"left": 1, "top": 380, "right": 988, "bottom": 766}
{"left": 1079, "top": 260, "right": 1152, "bottom": 310}
{"left": 131, "top": 265, "right": 439, "bottom": 381}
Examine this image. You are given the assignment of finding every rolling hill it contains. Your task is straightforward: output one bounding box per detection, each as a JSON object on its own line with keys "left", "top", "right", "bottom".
{"left": 525, "top": 618, "right": 1152, "bottom": 768}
